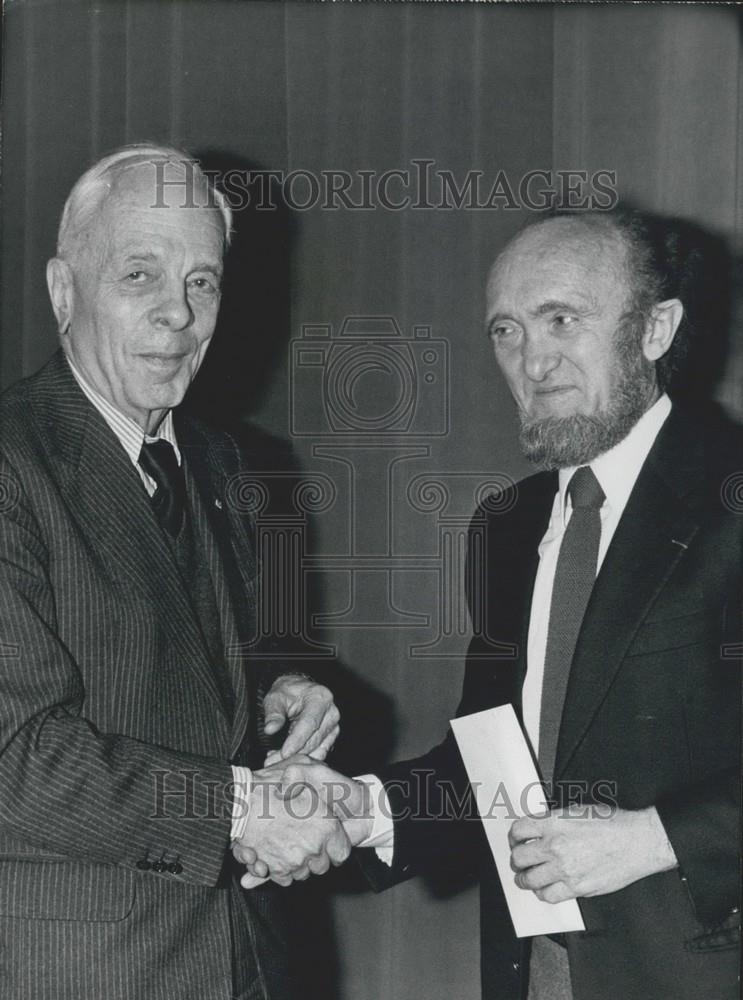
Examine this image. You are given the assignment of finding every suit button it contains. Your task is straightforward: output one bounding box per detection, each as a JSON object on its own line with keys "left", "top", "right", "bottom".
{"left": 152, "top": 860, "right": 167, "bottom": 873}
{"left": 512, "top": 962, "right": 520, "bottom": 972}
{"left": 168, "top": 862, "right": 183, "bottom": 875}
{"left": 136, "top": 859, "right": 152, "bottom": 871}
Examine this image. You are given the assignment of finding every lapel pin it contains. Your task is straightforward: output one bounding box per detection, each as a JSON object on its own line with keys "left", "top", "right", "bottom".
{"left": 215, "top": 499, "right": 223, "bottom": 510}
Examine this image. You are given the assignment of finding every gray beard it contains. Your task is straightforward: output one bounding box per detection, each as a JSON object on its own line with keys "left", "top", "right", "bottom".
{"left": 518, "top": 323, "right": 658, "bottom": 469}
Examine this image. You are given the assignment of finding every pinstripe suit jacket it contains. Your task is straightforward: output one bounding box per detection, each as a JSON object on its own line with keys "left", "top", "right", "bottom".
{"left": 0, "top": 350, "right": 294, "bottom": 1000}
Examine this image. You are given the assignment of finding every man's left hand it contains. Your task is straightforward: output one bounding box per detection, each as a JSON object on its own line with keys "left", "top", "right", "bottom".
{"left": 263, "top": 675, "right": 340, "bottom": 763}
{"left": 509, "top": 805, "right": 677, "bottom": 903}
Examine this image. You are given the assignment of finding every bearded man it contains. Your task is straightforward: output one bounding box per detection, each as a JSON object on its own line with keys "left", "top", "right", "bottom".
{"left": 241, "top": 211, "right": 742, "bottom": 1000}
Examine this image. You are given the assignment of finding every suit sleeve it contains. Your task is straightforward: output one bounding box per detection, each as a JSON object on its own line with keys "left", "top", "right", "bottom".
{"left": 359, "top": 501, "right": 506, "bottom": 890}
{"left": 653, "top": 587, "right": 742, "bottom": 926}
{"left": 0, "top": 454, "right": 232, "bottom": 887}
{"left": 360, "top": 722, "right": 487, "bottom": 891}
{"left": 655, "top": 769, "right": 740, "bottom": 927}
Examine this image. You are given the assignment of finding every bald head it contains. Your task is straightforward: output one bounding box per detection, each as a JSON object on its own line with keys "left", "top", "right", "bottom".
{"left": 56, "top": 144, "right": 232, "bottom": 267}
{"left": 488, "top": 214, "right": 631, "bottom": 311}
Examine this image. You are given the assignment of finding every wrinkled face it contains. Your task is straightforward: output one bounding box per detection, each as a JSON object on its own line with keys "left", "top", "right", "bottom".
{"left": 485, "top": 219, "right": 658, "bottom": 467}
{"left": 52, "top": 162, "right": 225, "bottom": 433}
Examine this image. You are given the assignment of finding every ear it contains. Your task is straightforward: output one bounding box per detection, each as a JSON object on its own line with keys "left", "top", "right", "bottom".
{"left": 46, "top": 257, "right": 75, "bottom": 335}
{"left": 641, "top": 298, "right": 683, "bottom": 363}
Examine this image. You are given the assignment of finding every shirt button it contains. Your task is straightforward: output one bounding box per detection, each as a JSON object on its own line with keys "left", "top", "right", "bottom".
{"left": 152, "top": 860, "right": 167, "bottom": 873}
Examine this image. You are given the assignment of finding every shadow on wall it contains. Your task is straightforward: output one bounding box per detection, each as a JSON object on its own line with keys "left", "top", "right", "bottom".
{"left": 615, "top": 202, "right": 734, "bottom": 411}
{"left": 183, "top": 151, "right": 398, "bottom": 1000}
{"left": 186, "top": 149, "right": 399, "bottom": 772}
{"left": 184, "top": 150, "right": 295, "bottom": 427}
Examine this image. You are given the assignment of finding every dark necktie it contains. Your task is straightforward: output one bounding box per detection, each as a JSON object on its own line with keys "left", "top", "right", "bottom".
{"left": 138, "top": 439, "right": 186, "bottom": 538}
{"left": 538, "top": 466, "right": 605, "bottom": 789}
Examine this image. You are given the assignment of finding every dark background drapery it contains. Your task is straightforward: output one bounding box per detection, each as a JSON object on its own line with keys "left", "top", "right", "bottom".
{"left": 2, "top": 3, "right": 742, "bottom": 998}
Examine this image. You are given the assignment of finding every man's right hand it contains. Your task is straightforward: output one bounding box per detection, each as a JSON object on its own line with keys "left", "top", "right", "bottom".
{"left": 235, "top": 762, "right": 374, "bottom": 888}
{"left": 231, "top": 759, "right": 353, "bottom": 888}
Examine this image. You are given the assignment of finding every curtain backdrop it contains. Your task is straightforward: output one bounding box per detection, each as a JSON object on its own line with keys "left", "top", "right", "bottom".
{"left": 2, "top": 4, "right": 741, "bottom": 999}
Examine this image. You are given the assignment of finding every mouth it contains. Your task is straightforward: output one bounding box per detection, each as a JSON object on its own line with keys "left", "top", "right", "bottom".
{"left": 534, "top": 386, "right": 577, "bottom": 397}
{"left": 525, "top": 385, "right": 581, "bottom": 417}
{"left": 138, "top": 353, "right": 189, "bottom": 369}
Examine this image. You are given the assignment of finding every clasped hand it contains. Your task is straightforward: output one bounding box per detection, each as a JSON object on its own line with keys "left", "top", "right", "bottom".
{"left": 231, "top": 760, "right": 373, "bottom": 889}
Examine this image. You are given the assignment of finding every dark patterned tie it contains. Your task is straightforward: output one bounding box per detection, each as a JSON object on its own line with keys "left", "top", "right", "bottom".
{"left": 538, "top": 466, "right": 605, "bottom": 789}
{"left": 138, "top": 439, "right": 186, "bottom": 538}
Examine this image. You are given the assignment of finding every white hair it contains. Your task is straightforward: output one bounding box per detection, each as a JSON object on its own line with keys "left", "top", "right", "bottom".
{"left": 56, "top": 143, "right": 233, "bottom": 261}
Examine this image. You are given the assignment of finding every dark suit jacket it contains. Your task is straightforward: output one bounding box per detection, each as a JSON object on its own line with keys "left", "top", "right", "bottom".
{"left": 0, "top": 351, "right": 294, "bottom": 1000}
{"left": 366, "top": 405, "right": 742, "bottom": 1000}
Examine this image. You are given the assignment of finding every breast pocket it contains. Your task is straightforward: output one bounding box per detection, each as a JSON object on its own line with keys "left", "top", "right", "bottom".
{"left": 626, "top": 609, "right": 719, "bottom": 658}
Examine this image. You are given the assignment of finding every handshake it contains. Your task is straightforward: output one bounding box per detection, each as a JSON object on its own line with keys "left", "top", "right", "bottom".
{"left": 231, "top": 757, "right": 376, "bottom": 889}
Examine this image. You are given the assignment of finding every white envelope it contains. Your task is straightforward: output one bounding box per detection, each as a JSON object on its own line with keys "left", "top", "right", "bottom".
{"left": 451, "top": 704, "right": 585, "bottom": 938}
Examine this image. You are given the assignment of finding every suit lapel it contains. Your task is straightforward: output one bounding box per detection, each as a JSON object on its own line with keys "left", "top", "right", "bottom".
{"left": 31, "top": 352, "right": 231, "bottom": 729}
{"left": 178, "top": 420, "right": 258, "bottom": 758}
{"left": 555, "top": 409, "right": 704, "bottom": 778}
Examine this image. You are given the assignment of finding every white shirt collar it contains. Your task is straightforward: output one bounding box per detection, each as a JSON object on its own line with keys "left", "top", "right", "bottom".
{"left": 64, "top": 350, "right": 181, "bottom": 467}
{"left": 557, "top": 393, "right": 672, "bottom": 524}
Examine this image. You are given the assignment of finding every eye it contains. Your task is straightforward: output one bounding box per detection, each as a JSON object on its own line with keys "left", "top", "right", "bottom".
{"left": 489, "top": 322, "right": 519, "bottom": 345}
{"left": 125, "top": 270, "right": 149, "bottom": 283}
{"left": 553, "top": 313, "right": 577, "bottom": 329}
{"left": 188, "top": 276, "right": 220, "bottom": 295}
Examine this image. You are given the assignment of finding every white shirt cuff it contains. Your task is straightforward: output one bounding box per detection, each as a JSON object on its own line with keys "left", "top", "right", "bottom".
{"left": 230, "top": 765, "right": 252, "bottom": 842}
{"left": 354, "top": 774, "right": 394, "bottom": 866}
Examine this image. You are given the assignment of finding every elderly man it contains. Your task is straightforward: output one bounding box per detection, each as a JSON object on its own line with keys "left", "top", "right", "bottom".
{"left": 0, "top": 145, "right": 345, "bottom": 1000}
{"left": 242, "top": 211, "right": 742, "bottom": 999}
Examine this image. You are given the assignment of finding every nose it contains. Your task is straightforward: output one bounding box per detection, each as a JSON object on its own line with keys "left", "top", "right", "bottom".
{"left": 149, "top": 281, "right": 193, "bottom": 331}
{"left": 521, "top": 330, "right": 561, "bottom": 382}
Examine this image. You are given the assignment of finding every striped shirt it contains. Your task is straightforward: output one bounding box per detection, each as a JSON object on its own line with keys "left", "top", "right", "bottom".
{"left": 64, "top": 350, "right": 181, "bottom": 496}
